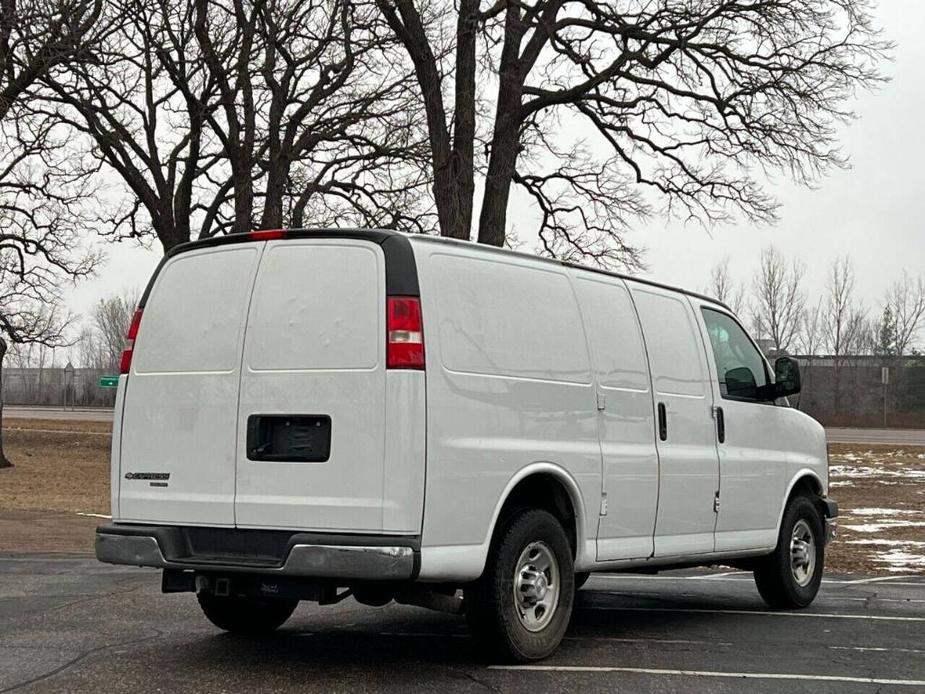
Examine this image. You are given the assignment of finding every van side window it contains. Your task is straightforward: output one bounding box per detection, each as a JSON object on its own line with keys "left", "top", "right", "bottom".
{"left": 701, "top": 308, "right": 769, "bottom": 402}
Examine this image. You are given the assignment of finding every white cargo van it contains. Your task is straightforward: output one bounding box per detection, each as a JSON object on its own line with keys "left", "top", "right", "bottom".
{"left": 97, "top": 229, "right": 837, "bottom": 661}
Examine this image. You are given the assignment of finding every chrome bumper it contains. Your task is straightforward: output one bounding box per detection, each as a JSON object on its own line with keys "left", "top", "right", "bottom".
{"left": 96, "top": 526, "right": 417, "bottom": 581}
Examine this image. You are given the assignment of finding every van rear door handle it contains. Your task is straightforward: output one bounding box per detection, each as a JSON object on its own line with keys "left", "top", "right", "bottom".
{"left": 715, "top": 406, "right": 725, "bottom": 444}
{"left": 657, "top": 402, "right": 667, "bottom": 441}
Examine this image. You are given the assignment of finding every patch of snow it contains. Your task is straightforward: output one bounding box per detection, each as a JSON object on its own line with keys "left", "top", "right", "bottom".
{"left": 829, "top": 465, "right": 925, "bottom": 479}
{"left": 842, "top": 521, "right": 925, "bottom": 533}
{"left": 829, "top": 481, "right": 854, "bottom": 487}
{"left": 871, "top": 549, "right": 925, "bottom": 571}
{"left": 849, "top": 508, "right": 920, "bottom": 517}
{"left": 75, "top": 512, "right": 111, "bottom": 519}
{"left": 846, "top": 539, "right": 925, "bottom": 547}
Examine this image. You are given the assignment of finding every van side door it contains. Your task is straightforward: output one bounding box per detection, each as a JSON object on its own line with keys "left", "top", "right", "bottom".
{"left": 574, "top": 274, "right": 659, "bottom": 561}
{"left": 695, "top": 305, "right": 788, "bottom": 551}
{"left": 629, "top": 284, "right": 720, "bottom": 556}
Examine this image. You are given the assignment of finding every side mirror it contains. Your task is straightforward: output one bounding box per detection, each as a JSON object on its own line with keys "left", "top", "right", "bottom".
{"left": 774, "top": 356, "right": 801, "bottom": 398}
{"left": 725, "top": 366, "right": 758, "bottom": 399}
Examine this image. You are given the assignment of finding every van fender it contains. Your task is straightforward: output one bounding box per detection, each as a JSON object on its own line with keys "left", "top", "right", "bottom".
{"left": 482, "top": 461, "right": 594, "bottom": 571}
{"left": 417, "top": 462, "right": 593, "bottom": 581}
{"left": 773, "top": 469, "right": 825, "bottom": 541}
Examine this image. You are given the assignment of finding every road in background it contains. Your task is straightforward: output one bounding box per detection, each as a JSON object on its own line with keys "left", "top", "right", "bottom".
{"left": 826, "top": 427, "right": 925, "bottom": 446}
{"left": 2, "top": 557, "right": 924, "bottom": 692}
{"left": 5, "top": 407, "right": 925, "bottom": 446}
{"left": 2, "top": 406, "right": 114, "bottom": 422}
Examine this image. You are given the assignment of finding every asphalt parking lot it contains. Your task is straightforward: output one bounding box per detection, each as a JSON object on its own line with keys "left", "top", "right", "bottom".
{"left": 2, "top": 556, "right": 924, "bottom": 692}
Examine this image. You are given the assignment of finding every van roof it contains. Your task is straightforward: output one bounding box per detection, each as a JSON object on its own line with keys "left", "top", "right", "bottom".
{"left": 405, "top": 232, "right": 731, "bottom": 312}
{"left": 154, "top": 228, "right": 731, "bottom": 313}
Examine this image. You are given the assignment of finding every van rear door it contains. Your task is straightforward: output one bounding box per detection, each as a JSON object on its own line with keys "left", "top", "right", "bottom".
{"left": 234, "top": 239, "right": 389, "bottom": 532}
{"left": 119, "top": 245, "right": 261, "bottom": 525}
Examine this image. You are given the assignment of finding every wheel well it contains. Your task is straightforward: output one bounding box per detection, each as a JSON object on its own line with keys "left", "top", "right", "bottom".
{"left": 788, "top": 474, "right": 826, "bottom": 516}
{"left": 789, "top": 474, "right": 823, "bottom": 502}
{"left": 494, "top": 473, "right": 578, "bottom": 556}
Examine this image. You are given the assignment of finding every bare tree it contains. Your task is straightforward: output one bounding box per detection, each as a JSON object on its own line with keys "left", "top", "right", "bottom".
{"left": 0, "top": 0, "right": 102, "bottom": 119}
{"left": 92, "top": 291, "right": 140, "bottom": 370}
{"left": 378, "top": 1, "right": 888, "bottom": 267}
{"left": 797, "top": 300, "right": 825, "bottom": 359}
{"left": 0, "top": 260, "right": 97, "bottom": 466}
{"left": 0, "top": 44, "right": 102, "bottom": 466}
{"left": 792, "top": 298, "right": 825, "bottom": 411}
{"left": 35, "top": 0, "right": 224, "bottom": 251}
{"left": 706, "top": 257, "right": 745, "bottom": 315}
{"left": 75, "top": 324, "right": 105, "bottom": 370}
{"left": 750, "top": 246, "right": 806, "bottom": 355}
{"left": 39, "top": 0, "right": 429, "bottom": 252}
{"left": 884, "top": 271, "right": 925, "bottom": 357}
{"left": 821, "top": 256, "right": 866, "bottom": 413}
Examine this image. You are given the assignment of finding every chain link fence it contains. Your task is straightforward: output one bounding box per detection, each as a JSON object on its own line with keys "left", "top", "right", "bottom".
{"left": 3, "top": 358, "right": 923, "bottom": 426}
{"left": 2, "top": 367, "right": 118, "bottom": 408}
{"left": 792, "top": 356, "right": 925, "bottom": 428}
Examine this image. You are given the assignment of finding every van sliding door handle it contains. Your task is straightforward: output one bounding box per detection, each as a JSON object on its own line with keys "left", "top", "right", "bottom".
{"left": 715, "top": 406, "right": 725, "bottom": 444}
{"left": 657, "top": 402, "right": 667, "bottom": 441}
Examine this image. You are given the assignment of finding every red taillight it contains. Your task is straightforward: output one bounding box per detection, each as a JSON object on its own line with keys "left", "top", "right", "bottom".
{"left": 249, "top": 229, "right": 287, "bottom": 241}
{"left": 119, "top": 308, "right": 144, "bottom": 375}
{"left": 387, "top": 296, "right": 424, "bottom": 369}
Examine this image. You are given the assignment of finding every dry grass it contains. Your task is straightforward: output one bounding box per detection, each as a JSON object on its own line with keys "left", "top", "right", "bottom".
{"left": 2, "top": 417, "right": 112, "bottom": 434}
{"left": 0, "top": 423, "right": 111, "bottom": 515}
{"left": 1, "top": 420, "right": 923, "bottom": 576}
{"left": 825, "top": 443, "right": 925, "bottom": 575}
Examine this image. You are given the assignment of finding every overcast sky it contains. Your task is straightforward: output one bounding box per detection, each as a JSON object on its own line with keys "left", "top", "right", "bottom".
{"left": 67, "top": 0, "right": 924, "bottom": 322}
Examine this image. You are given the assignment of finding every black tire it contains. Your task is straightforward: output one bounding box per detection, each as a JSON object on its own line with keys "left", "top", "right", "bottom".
{"left": 465, "top": 509, "right": 575, "bottom": 662}
{"left": 197, "top": 593, "right": 298, "bottom": 635}
{"left": 575, "top": 572, "right": 591, "bottom": 590}
{"left": 754, "top": 495, "right": 824, "bottom": 609}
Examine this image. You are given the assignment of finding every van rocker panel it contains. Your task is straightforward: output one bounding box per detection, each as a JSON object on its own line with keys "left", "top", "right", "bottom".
{"left": 95, "top": 524, "right": 419, "bottom": 580}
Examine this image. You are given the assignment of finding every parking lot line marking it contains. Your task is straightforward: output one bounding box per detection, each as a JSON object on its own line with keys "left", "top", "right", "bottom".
{"left": 371, "top": 633, "right": 736, "bottom": 647}
{"left": 487, "top": 665, "right": 925, "bottom": 686}
{"left": 844, "top": 575, "right": 925, "bottom": 585}
{"left": 830, "top": 646, "right": 925, "bottom": 655}
{"left": 590, "top": 575, "right": 925, "bottom": 587}
{"left": 583, "top": 603, "right": 925, "bottom": 621}
{"left": 685, "top": 571, "right": 747, "bottom": 579}
{"left": 564, "top": 637, "right": 734, "bottom": 647}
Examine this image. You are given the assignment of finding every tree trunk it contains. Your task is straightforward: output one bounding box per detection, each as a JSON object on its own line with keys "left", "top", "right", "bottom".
{"left": 380, "top": 0, "right": 475, "bottom": 241}
{"left": 476, "top": 7, "right": 526, "bottom": 248}
{"left": 0, "top": 336, "right": 12, "bottom": 468}
{"left": 446, "top": 0, "right": 478, "bottom": 241}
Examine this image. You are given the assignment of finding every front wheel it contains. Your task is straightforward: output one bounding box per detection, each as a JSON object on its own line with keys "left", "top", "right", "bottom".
{"left": 754, "top": 495, "right": 824, "bottom": 608}
{"left": 197, "top": 593, "right": 298, "bottom": 635}
{"left": 465, "top": 509, "right": 575, "bottom": 662}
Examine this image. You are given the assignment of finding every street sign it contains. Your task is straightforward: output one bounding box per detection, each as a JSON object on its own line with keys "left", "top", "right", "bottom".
{"left": 99, "top": 376, "right": 119, "bottom": 388}
{"left": 881, "top": 367, "right": 890, "bottom": 385}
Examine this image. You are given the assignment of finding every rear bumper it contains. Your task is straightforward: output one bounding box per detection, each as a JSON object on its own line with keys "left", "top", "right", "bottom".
{"left": 95, "top": 524, "right": 418, "bottom": 581}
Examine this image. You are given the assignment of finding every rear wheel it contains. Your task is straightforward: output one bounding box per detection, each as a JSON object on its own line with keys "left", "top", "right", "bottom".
{"left": 197, "top": 593, "right": 298, "bottom": 635}
{"left": 754, "top": 495, "right": 824, "bottom": 608}
{"left": 465, "top": 509, "right": 575, "bottom": 662}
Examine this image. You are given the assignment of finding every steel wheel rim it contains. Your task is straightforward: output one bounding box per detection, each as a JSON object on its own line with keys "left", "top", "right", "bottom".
{"left": 790, "top": 519, "right": 816, "bottom": 587}
{"left": 513, "top": 541, "right": 560, "bottom": 632}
